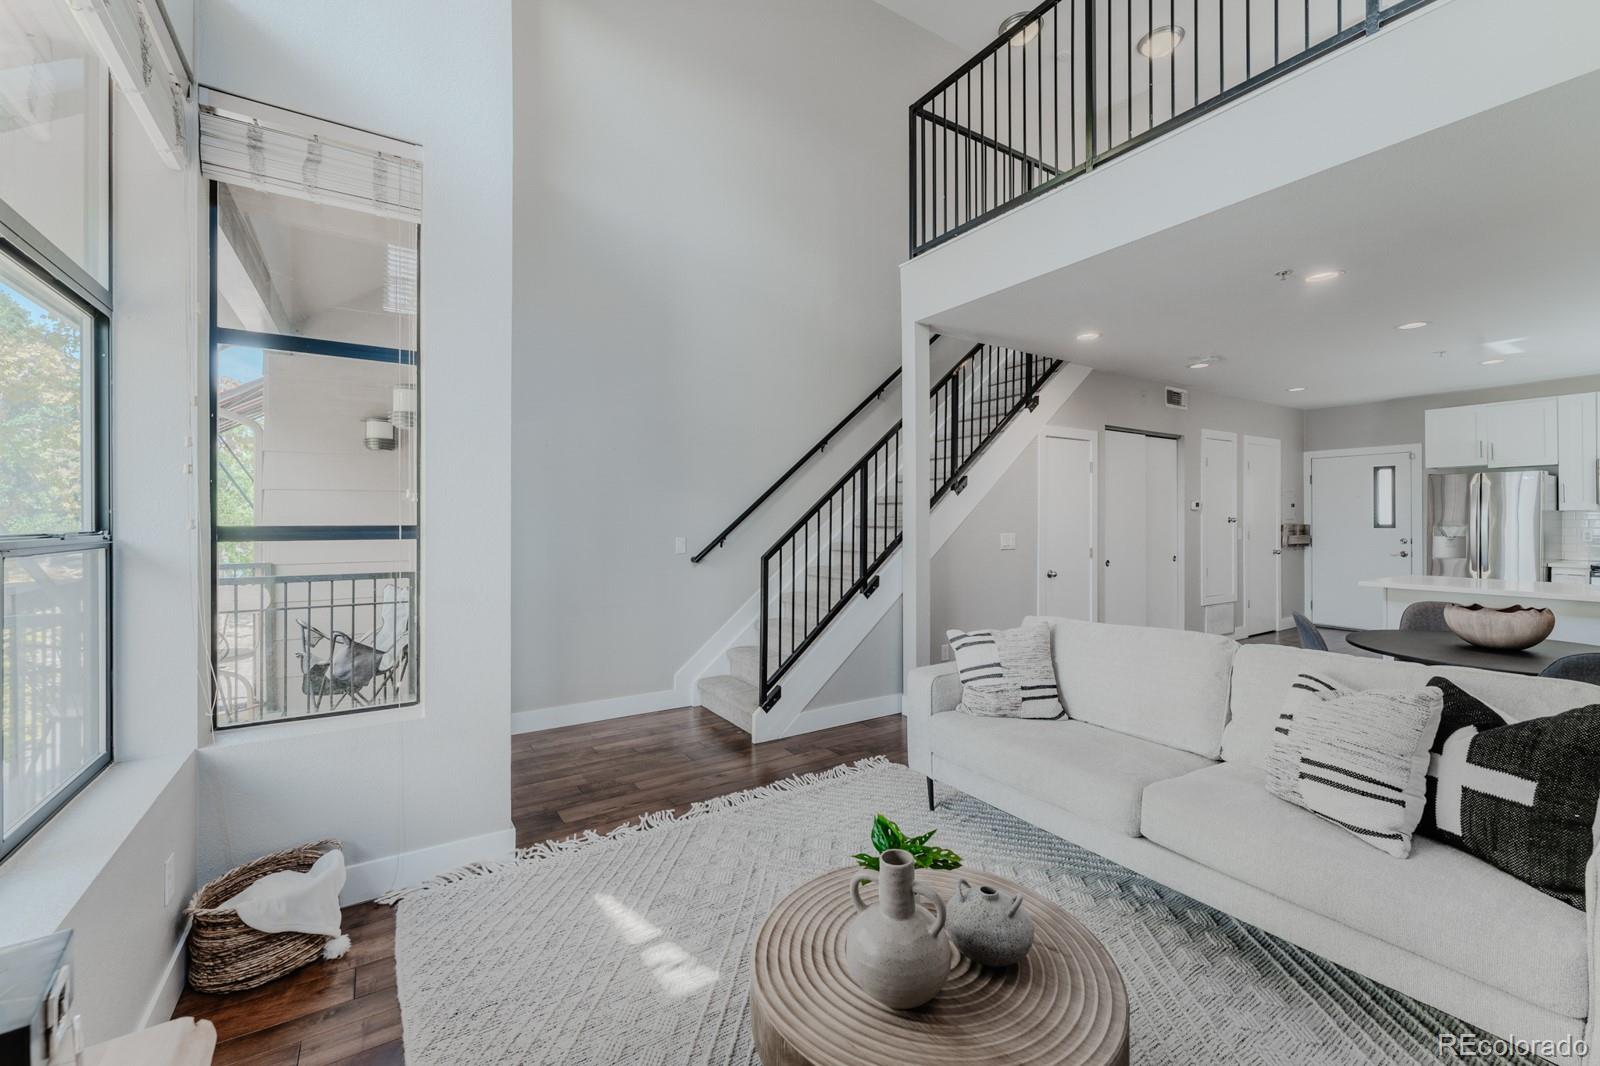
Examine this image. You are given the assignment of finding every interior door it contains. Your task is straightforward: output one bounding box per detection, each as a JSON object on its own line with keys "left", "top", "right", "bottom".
{"left": 1200, "top": 432, "right": 1239, "bottom": 607}
{"left": 1243, "top": 437, "right": 1281, "bottom": 636}
{"left": 1144, "top": 436, "right": 1180, "bottom": 628}
{"left": 1102, "top": 430, "right": 1148, "bottom": 625}
{"left": 1310, "top": 451, "right": 1414, "bottom": 628}
{"left": 1039, "top": 434, "right": 1095, "bottom": 620}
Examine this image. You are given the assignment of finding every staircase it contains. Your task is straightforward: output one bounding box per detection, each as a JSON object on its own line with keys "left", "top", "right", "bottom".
{"left": 696, "top": 343, "right": 1062, "bottom": 735}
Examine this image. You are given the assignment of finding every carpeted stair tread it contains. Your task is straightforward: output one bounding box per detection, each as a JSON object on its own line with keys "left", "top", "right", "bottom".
{"left": 697, "top": 674, "right": 756, "bottom": 733}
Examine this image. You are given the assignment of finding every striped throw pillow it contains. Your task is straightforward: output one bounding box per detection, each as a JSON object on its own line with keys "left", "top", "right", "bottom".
{"left": 947, "top": 623, "right": 1063, "bottom": 720}
{"left": 1266, "top": 678, "right": 1443, "bottom": 858}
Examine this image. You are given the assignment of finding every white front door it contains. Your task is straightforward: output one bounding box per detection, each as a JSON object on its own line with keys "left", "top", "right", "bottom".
{"left": 1144, "top": 435, "right": 1180, "bottom": 628}
{"left": 1039, "top": 432, "right": 1095, "bottom": 620}
{"left": 1310, "top": 450, "right": 1415, "bottom": 629}
{"left": 1243, "top": 436, "right": 1281, "bottom": 637}
{"left": 1200, "top": 432, "right": 1239, "bottom": 607}
{"left": 1102, "top": 430, "right": 1149, "bottom": 625}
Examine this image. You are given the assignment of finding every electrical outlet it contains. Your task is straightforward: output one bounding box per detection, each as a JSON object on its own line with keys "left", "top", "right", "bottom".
{"left": 940, "top": 643, "right": 953, "bottom": 661}
{"left": 163, "top": 853, "right": 176, "bottom": 908}
{"left": 999, "top": 532, "right": 1017, "bottom": 551}
{"left": 673, "top": 537, "right": 687, "bottom": 555}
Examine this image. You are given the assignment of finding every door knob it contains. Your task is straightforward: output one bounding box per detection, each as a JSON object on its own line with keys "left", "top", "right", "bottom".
{"left": 1392, "top": 550, "right": 1410, "bottom": 558}
{"left": 1271, "top": 549, "right": 1282, "bottom": 555}
{"left": 1045, "top": 569, "right": 1058, "bottom": 578}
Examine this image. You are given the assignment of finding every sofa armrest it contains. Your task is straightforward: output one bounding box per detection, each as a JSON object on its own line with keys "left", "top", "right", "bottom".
{"left": 904, "top": 662, "right": 959, "bottom": 776}
{"left": 1588, "top": 851, "right": 1598, "bottom": 1055}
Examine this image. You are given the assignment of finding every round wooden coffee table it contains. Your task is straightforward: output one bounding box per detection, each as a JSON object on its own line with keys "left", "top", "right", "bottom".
{"left": 750, "top": 867, "right": 1129, "bottom": 1066}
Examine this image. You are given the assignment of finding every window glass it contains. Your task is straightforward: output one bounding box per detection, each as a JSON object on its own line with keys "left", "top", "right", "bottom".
{"left": 215, "top": 541, "right": 417, "bottom": 726}
{"left": 0, "top": 0, "right": 111, "bottom": 284}
{"left": 1374, "top": 466, "right": 1396, "bottom": 529}
{"left": 215, "top": 185, "right": 419, "bottom": 349}
{"left": 3, "top": 547, "right": 107, "bottom": 835}
{"left": 215, "top": 344, "right": 417, "bottom": 532}
{"left": 0, "top": 249, "right": 93, "bottom": 536}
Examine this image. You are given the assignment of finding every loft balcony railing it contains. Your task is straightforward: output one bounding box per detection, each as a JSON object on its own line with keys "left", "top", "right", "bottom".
{"left": 909, "top": 0, "right": 1435, "bottom": 256}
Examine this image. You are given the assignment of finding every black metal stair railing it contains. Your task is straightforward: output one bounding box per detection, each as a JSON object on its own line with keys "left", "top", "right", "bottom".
{"left": 758, "top": 345, "right": 1061, "bottom": 711}
{"left": 909, "top": 0, "right": 1437, "bottom": 257}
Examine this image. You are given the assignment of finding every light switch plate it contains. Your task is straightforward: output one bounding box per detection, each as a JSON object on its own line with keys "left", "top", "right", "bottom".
{"left": 673, "top": 537, "right": 687, "bottom": 555}
{"left": 999, "top": 532, "right": 1017, "bottom": 551}
{"left": 940, "top": 643, "right": 953, "bottom": 661}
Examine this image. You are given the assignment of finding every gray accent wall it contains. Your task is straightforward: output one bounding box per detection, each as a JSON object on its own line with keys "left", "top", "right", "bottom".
{"left": 510, "top": 1, "right": 963, "bottom": 716}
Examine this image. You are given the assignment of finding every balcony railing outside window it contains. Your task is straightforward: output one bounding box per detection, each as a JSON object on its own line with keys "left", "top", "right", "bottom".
{"left": 909, "top": 0, "right": 1436, "bottom": 256}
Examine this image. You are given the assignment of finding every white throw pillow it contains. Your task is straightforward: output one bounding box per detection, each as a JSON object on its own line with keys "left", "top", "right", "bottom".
{"left": 1266, "top": 674, "right": 1443, "bottom": 858}
{"left": 947, "top": 623, "right": 1063, "bottom": 720}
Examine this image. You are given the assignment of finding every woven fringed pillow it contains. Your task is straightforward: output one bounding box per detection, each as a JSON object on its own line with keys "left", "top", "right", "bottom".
{"left": 947, "top": 622, "right": 1064, "bottom": 720}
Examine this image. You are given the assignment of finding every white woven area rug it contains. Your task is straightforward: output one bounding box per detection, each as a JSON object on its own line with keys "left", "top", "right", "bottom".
{"left": 390, "top": 757, "right": 1550, "bottom": 1065}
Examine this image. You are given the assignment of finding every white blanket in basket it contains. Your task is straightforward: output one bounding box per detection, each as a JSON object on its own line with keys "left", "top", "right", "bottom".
{"left": 219, "top": 849, "right": 350, "bottom": 958}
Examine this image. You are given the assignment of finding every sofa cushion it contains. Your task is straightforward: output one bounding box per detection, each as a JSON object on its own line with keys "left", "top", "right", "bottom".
{"left": 1141, "top": 761, "right": 1588, "bottom": 1018}
{"left": 931, "top": 714, "right": 1215, "bottom": 837}
{"left": 1025, "top": 616, "right": 1236, "bottom": 759}
{"left": 947, "top": 623, "right": 1064, "bottom": 719}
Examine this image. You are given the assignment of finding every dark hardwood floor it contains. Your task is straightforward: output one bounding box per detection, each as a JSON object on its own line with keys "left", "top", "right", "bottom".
{"left": 176, "top": 707, "right": 907, "bottom": 1064}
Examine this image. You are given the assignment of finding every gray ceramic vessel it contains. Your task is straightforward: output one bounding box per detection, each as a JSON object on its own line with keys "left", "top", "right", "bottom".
{"left": 843, "top": 849, "right": 950, "bottom": 1009}
{"left": 946, "top": 878, "right": 1034, "bottom": 967}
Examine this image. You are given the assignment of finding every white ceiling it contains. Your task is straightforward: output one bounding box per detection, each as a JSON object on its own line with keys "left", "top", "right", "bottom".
{"left": 872, "top": 0, "right": 1031, "bottom": 54}
{"left": 925, "top": 70, "right": 1600, "bottom": 411}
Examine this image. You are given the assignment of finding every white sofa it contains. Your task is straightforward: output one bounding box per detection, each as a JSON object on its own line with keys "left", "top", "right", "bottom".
{"left": 905, "top": 617, "right": 1600, "bottom": 1064}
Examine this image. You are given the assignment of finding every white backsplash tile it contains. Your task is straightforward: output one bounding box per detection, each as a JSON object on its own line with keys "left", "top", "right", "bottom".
{"left": 1545, "top": 510, "right": 1600, "bottom": 563}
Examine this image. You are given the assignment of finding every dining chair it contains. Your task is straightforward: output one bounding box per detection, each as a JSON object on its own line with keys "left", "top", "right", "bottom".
{"left": 1538, "top": 654, "right": 1600, "bottom": 686}
{"left": 1292, "top": 612, "right": 1329, "bottom": 652}
{"left": 1398, "top": 600, "right": 1452, "bottom": 632}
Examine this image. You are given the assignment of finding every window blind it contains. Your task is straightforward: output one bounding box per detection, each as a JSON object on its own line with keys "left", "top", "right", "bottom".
{"left": 65, "top": 0, "right": 190, "bottom": 169}
{"left": 199, "top": 91, "right": 423, "bottom": 223}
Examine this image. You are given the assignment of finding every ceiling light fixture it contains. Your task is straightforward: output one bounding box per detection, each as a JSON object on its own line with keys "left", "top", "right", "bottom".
{"left": 1075, "top": 330, "right": 1101, "bottom": 342}
{"left": 1188, "top": 360, "right": 1213, "bottom": 370}
{"left": 1397, "top": 321, "right": 1428, "bottom": 331}
{"left": 999, "top": 12, "right": 1040, "bottom": 46}
{"left": 1286, "top": 386, "right": 1306, "bottom": 393}
{"left": 1303, "top": 270, "right": 1344, "bottom": 284}
{"left": 1481, "top": 358, "right": 1506, "bottom": 366}
{"left": 1137, "top": 25, "right": 1186, "bottom": 58}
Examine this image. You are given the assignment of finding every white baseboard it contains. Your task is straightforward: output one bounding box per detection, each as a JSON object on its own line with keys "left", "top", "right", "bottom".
{"left": 342, "top": 827, "right": 517, "bottom": 905}
{"left": 138, "top": 919, "right": 191, "bottom": 1031}
{"left": 511, "top": 688, "right": 679, "bottom": 735}
{"left": 1278, "top": 615, "right": 1296, "bottom": 632}
{"left": 785, "top": 693, "right": 902, "bottom": 738}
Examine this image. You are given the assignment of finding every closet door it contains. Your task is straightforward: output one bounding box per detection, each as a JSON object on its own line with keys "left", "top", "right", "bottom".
{"left": 1102, "top": 430, "right": 1149, "bottom": 625}
{"left": 1200, "top": 431, "right": 1239, "bottom": 607}
{"left": 1145, "top": 436, "right": 1180, "bottom": 629}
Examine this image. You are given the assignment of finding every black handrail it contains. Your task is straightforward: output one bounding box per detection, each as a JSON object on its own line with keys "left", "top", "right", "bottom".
{"left": 909, "top": 0, "right": 1438, "bottom": 257}
{"left": 690, "top": 365, "right": 901, "bottom": 563}
{"left": 758, "top": 344, "right": 1060, "bottom": 711}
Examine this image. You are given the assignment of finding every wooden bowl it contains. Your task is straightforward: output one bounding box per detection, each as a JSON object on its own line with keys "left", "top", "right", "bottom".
{"left": 1444, "top": 604, "right": 1556, "bottom": 651}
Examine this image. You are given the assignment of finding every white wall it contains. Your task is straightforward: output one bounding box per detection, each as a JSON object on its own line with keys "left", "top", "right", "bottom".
{"left": 510, "top": 0, "right": 963, "bottom": 719}
{"left": 933, "top": 368, "right": 1306, "bottom": 647}
{"left": 195, "top": 0, "right": 514, "bottom": 888}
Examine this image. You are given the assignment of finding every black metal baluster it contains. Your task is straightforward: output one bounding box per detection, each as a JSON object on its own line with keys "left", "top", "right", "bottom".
{"left": 1148, "top": 0, "right": 1154, "bottom": 133}
{"left": 1247, "top": 0, "right": 1252, "bottom": 79}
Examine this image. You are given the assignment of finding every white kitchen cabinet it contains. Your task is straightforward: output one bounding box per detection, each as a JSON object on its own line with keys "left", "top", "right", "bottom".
{"left": 1424, "top": 405, "right": 1482, "bottom": 468}
{"left": 1557, "top": 392, "right": 1599, "bottom": 510}
{"left": 1483, "top": 397, "right": 1559, "bottom": 468}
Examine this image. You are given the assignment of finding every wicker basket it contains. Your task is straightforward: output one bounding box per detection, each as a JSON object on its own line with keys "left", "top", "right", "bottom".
{"left": 186, "top": 839, "right": 343, "bottom": 994}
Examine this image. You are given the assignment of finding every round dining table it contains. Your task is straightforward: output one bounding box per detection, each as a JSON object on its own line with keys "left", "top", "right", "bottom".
{"left": 1344, "top": 628, "right": 1600, "bottom": 675}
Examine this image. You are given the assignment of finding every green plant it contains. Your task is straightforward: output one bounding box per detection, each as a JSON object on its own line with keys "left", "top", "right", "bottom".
{"left": 852, "top": 813, "right": 962, "bottom": 872}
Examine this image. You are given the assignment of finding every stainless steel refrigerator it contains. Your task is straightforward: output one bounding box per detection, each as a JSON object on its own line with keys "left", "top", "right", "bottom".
{"left": 1426, "top": 470, "right": 1555, "bottom": 580}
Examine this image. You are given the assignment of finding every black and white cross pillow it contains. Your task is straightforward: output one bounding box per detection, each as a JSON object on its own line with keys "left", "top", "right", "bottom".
{"left": 1421, "top": 678, "right": 1600, "bottom": 908}
{"left": 947, "top": 623, "right": 1064, "bottom": 720}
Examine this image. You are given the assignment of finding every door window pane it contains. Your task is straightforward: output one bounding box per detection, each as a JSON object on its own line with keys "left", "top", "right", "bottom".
{"left": 1374, "top": 466, "right": 1396, "bottom": 529}
{"left": 3, "top": 547, "right": 108, "bottom": 836}
{"left": 215, "top": 185, "right": 419, "bottom": 349}
{"left": 215, "top": 541, "right": 417, "bottom": 726}
{"left": 0, "top": 0, "right": 111, "bottom": 283}
{"left": 0, "top": 249, "right": 94, "bottom": 536}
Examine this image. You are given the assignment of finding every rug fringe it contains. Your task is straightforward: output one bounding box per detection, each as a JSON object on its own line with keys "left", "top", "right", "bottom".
{"left": 377, "top": 755, "right": 898, "bottom": 904}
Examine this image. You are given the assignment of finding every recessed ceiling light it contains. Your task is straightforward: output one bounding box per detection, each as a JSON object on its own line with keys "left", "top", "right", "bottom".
{"left": 1481, "top": 358, "right": 1506, "bottom": 366}
{"left": 1188, "top": 360, "right": 1213, "bottom": 370}
{"left": 1136, "top": 25, "right": 1186, "bottom": 58}
{"left": 1075, "top": 330, "right": 1101, "bottom": 342}
{"left": 1397, "top": 321, "right": 1428, "bottom": 331}
{"left": 1303, "top": 270, "right": 1344, "bottom": 284}
{"left": 1286, "top": 386, "right": 1306, "bottom": 393}
{"left": 999, "top": 12, "right": 1039, "bottom": 46}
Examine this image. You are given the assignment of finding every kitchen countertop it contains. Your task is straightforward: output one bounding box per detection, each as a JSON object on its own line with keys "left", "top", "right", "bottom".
{"left": 1548, "top": 560, "right": 1599, "bottom": 570}
{"left": 1360, "top": 574, "right": 1600, "bottom": 604}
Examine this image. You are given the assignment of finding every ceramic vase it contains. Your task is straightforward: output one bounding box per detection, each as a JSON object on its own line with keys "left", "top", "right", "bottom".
{"left": 843, "top": 849, "right": 950, "bottom": 1009}
{"left": 1444, "top": 603, "right": 1556, "bottom": 651}
{"left": 946, "top": 879, "right": 1034, "bottom": 966}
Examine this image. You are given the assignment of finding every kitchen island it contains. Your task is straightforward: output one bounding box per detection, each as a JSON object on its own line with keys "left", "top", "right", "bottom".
{"left": 1360, "top": 575, "right": 1600, "bottom": 643}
